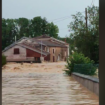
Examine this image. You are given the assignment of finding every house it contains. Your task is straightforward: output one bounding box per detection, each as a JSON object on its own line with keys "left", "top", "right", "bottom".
{"left": 2, "top": 35, "right": 70, "bottom": 62}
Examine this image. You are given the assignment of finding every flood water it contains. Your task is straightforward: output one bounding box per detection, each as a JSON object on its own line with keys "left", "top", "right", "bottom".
{"left": 2, "top": 72, "right": 99, "bottom": 105}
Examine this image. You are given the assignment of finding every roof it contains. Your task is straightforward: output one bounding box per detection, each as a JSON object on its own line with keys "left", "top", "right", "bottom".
{"left": 18, "top": 43, "right": 49, "bottom": 56}
{"left": 33, "top": 35, "right": 68, "bottom": 44}
{"left": 2, "top": 42, "right": 17, "bottom": 52}
{"left": 38, "top": 40, "right": 67, "bottom": 47}
{"left": 30, "top": 38, "right": 47, "bottom": 47}
{"left": 34, "top": 34, "right": 51, "bottom": 39}
{"left": 2, "top": 42, "right": 49, "bottom": 56}
{"left": 32, "top": 35, "right": 68, "bottom": 47}
{"left": 3, "top": 37, "right": 30, "bottom": 52}
{"left": 2, "top": 35, "right": 69, "bottom": 53}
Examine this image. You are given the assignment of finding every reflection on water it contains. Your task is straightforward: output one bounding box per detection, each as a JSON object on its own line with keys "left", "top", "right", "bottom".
{"left": 2, "top": 73, "right": 99, "bottom": 105}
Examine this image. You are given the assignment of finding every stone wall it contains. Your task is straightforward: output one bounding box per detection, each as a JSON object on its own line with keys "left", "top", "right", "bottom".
{"left": 72, "top": 72, "right": 99, "bottom": 96}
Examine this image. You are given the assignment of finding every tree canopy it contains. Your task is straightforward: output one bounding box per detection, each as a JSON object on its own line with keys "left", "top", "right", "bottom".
{"left": 58, "top": 6, "right": 99, "bottom": 63}
{"left": 2, "top": 16, "right": 59, "bottom": 50}
{"left": 68, "top": 6, "right": 99, "bottom": 63}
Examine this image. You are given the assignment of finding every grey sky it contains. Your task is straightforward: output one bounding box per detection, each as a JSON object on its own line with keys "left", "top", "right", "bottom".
{"left": 2, "top": 0, "right": 99, "bottom": 37}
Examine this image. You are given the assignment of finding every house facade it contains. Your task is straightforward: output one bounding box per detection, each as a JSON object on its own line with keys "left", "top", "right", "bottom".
{"left": 2, "top": 35, "right": 69, "bottom": 62}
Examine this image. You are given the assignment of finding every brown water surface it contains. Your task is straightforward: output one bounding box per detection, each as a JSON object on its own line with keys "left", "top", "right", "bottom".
{"left": 2, "top": 62, "right": 99, "bottom": 105}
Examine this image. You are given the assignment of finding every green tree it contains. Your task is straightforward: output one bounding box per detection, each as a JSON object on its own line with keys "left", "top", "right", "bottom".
{"left": 65, "top": 52, "right": 95, "bottom": 75}
{"left": 47, "top": 22, "right": 59, "bottom": 38}
{"left": 2, "top": 16, "right": 59, "bottom": 50}
{"left": 15, "top": 18, "right": 30, "bottom": 39}
{"left": 2, "top": 18, "right": 17, "bottom": 50}
{"left": 30, "top": 16, "right": 48, "bottom": 37}
{"left": 68, "top": 6, "right": 99, "bottom": 63}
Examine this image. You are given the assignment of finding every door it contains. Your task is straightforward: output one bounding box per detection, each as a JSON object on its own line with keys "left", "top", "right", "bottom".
{"left": 34, "top": 57, "right": 40, "bottom": 62}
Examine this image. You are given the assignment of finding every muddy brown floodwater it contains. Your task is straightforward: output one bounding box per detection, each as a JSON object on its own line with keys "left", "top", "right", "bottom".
{"left": 2, "top": 62, "right": 99, "bottom": 105}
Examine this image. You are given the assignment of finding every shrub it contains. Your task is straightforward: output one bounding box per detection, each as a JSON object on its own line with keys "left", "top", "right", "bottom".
{"left": 2, "top": 55, "right": 6, "bottom": 66}
{"left": 64, "top": 52, "right": 95, "bottom": 76}
{"left": 74, "top": 64, "right": 97, "bottom": 75}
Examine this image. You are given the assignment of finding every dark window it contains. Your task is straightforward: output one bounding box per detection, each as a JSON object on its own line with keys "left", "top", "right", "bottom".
{"left": 53, "top": 49, "right": 54, "bottom": 53}
{"left": 53, "top": 56, "right": 55, "bottom": 62}
{"left": 14, "top": 48, "right": 19, "bottom": 54}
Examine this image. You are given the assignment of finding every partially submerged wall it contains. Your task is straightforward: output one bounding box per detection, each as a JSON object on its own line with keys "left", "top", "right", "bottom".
{"left": 72, "top": 72, "right": 99, "bottom": 96}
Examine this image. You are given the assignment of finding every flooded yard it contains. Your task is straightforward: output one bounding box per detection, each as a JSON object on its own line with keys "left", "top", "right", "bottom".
{"left": 2, "top": 62, "right": 99, "bottom": 105}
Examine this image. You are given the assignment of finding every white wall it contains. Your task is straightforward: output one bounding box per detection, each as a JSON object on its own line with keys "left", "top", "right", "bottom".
{"left": 3, "top": 45, "right": 26, "bottom": 60}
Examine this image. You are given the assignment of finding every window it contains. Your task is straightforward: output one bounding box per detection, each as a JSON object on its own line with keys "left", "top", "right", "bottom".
{"left": 53, "top": 49, "right": 54, "bottom": 53}
{"left": 53, "top": 56, "right": 55, "bottom": 62}
{"left": 14, "top": 48, "right": 19, "bottom": 54}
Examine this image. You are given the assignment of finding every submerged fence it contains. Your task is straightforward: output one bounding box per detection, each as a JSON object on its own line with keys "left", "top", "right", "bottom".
{"left": 73, "top": 64, "right": 99, "bottom": 76}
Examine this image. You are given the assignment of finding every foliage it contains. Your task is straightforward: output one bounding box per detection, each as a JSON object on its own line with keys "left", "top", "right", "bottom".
{"left": 64, "top": 52, "right": 94, "bottom": 75}
{"left": 2, "top": 18, "right": 18, "bottom": 50}
{"left": 73, "top": 64, "right": 97, "bottom": 75}
{"left": 2, "top": 16, "right": 59, "bottom": 50}
{"left": 15, "top": 18, "right": 30, "bottom": 39}
{"left": 2, "top": 55, "right": 6, "bottom": 66}
{"left": 67, "top": 6, "right": 99, "bottom": 63}
{"left": 47, "top": 22, "right": 59, "bottom": 38}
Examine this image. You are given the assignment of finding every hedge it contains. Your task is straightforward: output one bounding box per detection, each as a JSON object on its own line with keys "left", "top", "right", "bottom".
{"left": 73, "top": 64, "right": 97, "bottom": 75}
{"left": 2, "top": 55, "right": 6, "bottom": 66}
{"left": 64, "top": 52, "right": 95, "bottom": 76}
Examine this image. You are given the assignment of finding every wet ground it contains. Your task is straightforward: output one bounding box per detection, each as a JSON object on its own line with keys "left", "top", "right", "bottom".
{"left": 2, "top": 62, "right": 99, "bottom": 105}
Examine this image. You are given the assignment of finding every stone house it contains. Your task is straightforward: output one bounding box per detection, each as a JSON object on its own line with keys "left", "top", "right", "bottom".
{"left": 2, "top": 35, "right": 69, "bottom": 62}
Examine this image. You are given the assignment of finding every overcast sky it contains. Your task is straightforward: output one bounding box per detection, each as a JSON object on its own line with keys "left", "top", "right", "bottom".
{"left": 2, "top": 0, "right": 99, "bottom": 37}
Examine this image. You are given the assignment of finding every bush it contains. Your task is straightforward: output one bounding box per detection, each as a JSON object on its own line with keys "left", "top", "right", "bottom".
{"left": 64, "top": 52, "right": 95, "bottom": 76}
{"left": 2, "top": 55, "right": 6, "bottom": 66}
{"left": 74, "top": 64, "right": 97, "bottom": 75}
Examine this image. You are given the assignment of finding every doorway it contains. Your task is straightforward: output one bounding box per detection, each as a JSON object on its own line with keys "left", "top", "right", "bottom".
{"left": 34, "top": 57, "right": 40, "bottom": 62}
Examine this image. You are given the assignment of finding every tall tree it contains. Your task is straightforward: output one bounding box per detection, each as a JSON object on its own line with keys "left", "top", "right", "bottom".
{"left": 2, "top": 18, "right": 17, "bottom": 50}
{"left": 68, "top": 6, "right": 99, "bottom": 63}
{"left": 30, "top": 16, "right": 48, "bottom": 37}
{"left": 15, "top": 18, "right": 30, "bottom": 39}
{"left": 47, "top": 22, "right": 59, "bottom": 38}
{"left": 2, "top": 16, "right": 59, "bottom": 50}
